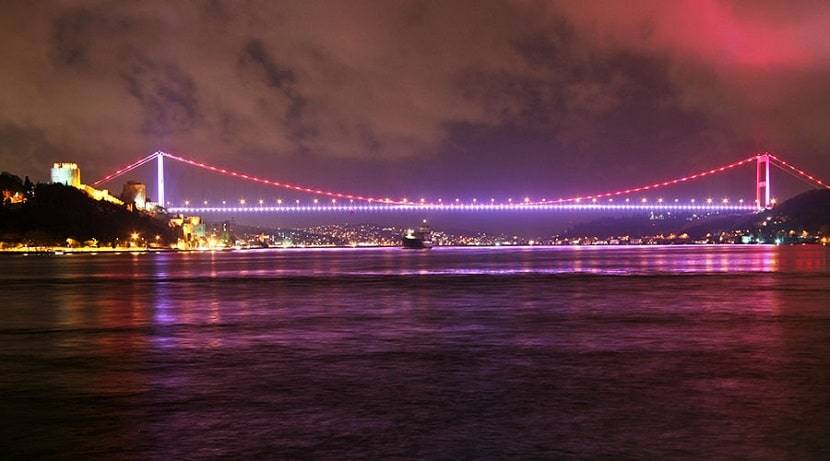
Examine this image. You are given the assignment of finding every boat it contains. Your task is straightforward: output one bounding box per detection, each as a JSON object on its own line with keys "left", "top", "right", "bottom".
{"left": 402, "top": 220, "right": 434, "bottom": 249}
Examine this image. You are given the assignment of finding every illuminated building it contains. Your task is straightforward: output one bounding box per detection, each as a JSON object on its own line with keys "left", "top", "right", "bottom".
{"left": 50, "top": 163, "right": 81, "bottom": 187}
{"left": 49, "top": 161, "right": 123, "bottom": 205}
{"left": 80, "top": 184, "right": 123, "bottom": 205}
{"left": 120, "top": 181, "right": 147, "bottom": 210}
{"left": 169, "top": 215, "right": 207, "bottom": 249}
{"left": 2, "top": 190, "right": 25, "bottom": 204}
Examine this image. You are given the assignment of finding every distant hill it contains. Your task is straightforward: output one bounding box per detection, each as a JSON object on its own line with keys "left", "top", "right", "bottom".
{"left": 565, "top": 189, "right": 830, "bottom": 239}
{"left": 754, "top": 189, "right": 830, "bottom": 234}
{"left": 0, "top": 183, "right": 174, "bottom": 246}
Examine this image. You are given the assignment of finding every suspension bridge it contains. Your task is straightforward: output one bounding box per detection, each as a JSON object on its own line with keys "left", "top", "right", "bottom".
{"left": 92, "top": 151, "right": 829, "bottom": 214}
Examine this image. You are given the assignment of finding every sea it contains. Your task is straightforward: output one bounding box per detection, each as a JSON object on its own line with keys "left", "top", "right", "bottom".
{"left": 1, "top": 245, "right": 829, "bottom": 459}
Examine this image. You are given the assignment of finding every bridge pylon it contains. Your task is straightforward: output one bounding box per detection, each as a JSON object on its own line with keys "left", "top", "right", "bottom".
{"left": 756, "top": 153, "right": 771, "bottom": 210}
{"left": 156, "top": 151, "right": 165, "bottom": 208}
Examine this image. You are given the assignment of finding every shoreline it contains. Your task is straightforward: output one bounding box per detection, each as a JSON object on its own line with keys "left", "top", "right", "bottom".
{"left": 0, "top": 242, "right": 825, "bottom": 255}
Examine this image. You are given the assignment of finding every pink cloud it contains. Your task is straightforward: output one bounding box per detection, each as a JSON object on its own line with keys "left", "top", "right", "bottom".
{"left": 554, "top": 0, "right": 825, "bottom": 69}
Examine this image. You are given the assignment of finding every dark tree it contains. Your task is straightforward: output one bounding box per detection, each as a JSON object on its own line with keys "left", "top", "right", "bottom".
{"left": 0, "top": 172, "right": 24, "bottom": 192}
{"left": 22, "top": 176, "right": 34, "bottom": 198}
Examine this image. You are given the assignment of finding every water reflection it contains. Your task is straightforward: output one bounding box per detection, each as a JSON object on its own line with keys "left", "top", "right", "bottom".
{"left": 0, "top": 246, "right": 828, "bottom": 458}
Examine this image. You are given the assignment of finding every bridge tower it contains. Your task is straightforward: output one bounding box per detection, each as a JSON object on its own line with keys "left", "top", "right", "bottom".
{"left": 755, "top": 153, "right": 771, "bottom": 210}
{"left": 156, "top": 151, "right": 165, "bottom": 208}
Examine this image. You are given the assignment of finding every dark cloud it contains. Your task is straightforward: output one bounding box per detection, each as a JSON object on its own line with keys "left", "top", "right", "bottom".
{"left": 51, "top": 7, "right": 95, "bottom": 66}
{"left": 122, "top": 57, "right": 200, "bottom": 137}
{"left": 0, "top": 0, "right": 827, "bottom": 196}
{"left": 0, "top": 124, "right": 60, "bottom": 177}
{"left": 238, "top": 39, "right": 309, "bottom": 142}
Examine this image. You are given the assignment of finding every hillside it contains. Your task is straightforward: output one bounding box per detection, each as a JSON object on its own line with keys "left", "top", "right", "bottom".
{"left": 0, "top": 183, "right": 174, "bottom": 246}
{"left": 755, "top": 189, "right": 830, "bottom": 233}
{"left": 565, "top": 189, "right": 830, "bottom": 240}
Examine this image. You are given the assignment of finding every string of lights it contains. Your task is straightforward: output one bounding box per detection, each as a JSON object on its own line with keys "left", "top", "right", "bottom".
{"left": 91, "top": 152, "right": 159, "bottom": 187}
{"left": 161, "top": 152, "right": 407, "bottom": 204}
{"left": 533, "top": 156, "right": 759, "bottom": 204}
{"left": 768, "top": 154, "right": 830, "bottom": 189}
{"left": 168, "top": 203, "right": 759, "bottom": 213}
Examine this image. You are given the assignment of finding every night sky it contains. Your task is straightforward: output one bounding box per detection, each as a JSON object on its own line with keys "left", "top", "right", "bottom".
{"left": 1, "top": 0, "right": 829, "bottom": 205}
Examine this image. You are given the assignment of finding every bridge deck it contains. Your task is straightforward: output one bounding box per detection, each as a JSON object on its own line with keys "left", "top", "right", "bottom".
{"left": 167, "top": 204, "right": 760, "bottom": 213}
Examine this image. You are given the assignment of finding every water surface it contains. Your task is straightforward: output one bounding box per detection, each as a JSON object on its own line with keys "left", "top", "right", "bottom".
{"left": 1, "top": 246, "right": 829, "bottom": 459}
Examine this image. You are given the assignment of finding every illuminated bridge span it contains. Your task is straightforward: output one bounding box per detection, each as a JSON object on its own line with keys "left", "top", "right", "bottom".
{"left": 175, "top": 203, "right": 759, "bottom": 213}
{"left": 93, "top": 151, "right": 830, "bottom": 214}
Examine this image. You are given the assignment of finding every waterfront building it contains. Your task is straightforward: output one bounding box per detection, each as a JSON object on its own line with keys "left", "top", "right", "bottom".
{"left": 169, "top": 215, "right": 207, "bottom": 249}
